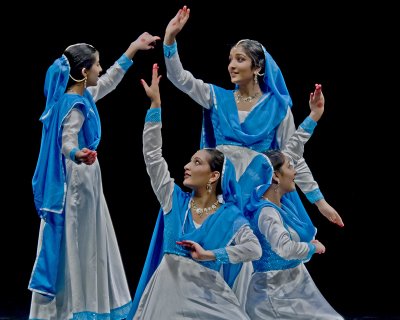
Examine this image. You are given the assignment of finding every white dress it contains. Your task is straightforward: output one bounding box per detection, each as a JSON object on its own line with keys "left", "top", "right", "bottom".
{"left": 132, "top": 114, "right": 261, "bottom": 319}
{"left": 29, "top": 60, "right": 132, "bottom": 320}
{"left": 245, "top": 207, "right": 344, "bottom": 320}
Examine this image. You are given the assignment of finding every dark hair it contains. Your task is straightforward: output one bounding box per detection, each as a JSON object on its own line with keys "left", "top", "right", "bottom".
{"left": 204, "top": 148, "right": 224, "bottom": 195}
{"left": 263, "top": 149, "right": 285, "bottom": 172}
{"left": 63, "top": 43, "right": 97, "bottom": 88}
{"left": 233, "top": 39, "right": 265, "bottom": 84}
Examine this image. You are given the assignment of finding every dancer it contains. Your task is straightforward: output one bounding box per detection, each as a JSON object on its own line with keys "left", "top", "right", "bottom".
{"left": 163, "top": 5, "right": 344, "bottom": 228}
{"left": 127, "top": 64, "right": 261, "bottom": 319}
{"left": 242, "top": 86, "right": 344, "bottom": 319}
{"left": 29, "top": 33, "right": 160, "bottom": 319}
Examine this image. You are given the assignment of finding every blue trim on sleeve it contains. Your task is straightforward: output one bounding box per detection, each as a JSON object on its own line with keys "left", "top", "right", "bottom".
{"left": 305, "top": 188, "right": 324, "bottom": 203}
{"left": 164, "top": 42, "right": 177, "bottom": 58}
{"left": 117, "top": 54, "right": 134, "bottom": 72}
{"left": 212, "top": 248, "right": 230, "bottom": 264}
{"left": 145, "top": 108, "right": 161, "bottom": 122}
{"left": 299, "top": 116, "right": 317, "bottom": 134}
{"left": 305, "top": 243, "right": 316, "bottom": 261}
{"left": 69, "top": 148, "right": 79, "bottom": 163}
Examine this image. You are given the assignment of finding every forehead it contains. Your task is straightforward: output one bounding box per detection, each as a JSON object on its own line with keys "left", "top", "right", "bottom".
{"left": 93, "top": 51, "right": 100, "bottom": 62}
{"left": 283, "top": 155, "right": 293, "bottom": 167}
{"left": 192, "top": 149, "right": 211, "bottom": 162}
{"left": 229, "top": 45, "right": 248, "bottom": 57}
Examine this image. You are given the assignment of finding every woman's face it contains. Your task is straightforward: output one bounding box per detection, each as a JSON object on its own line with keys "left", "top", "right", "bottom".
{"left": 86, "top": 52, "right": 102, "bottom": 87}
{"left": 277, "top": 157, "right": 297, "bottom": 193}
{"left": 183, "top": 150, "right": 213, "bottom": 190}
{"left": 228, "top": 46, "right": 254, "bottom": 86}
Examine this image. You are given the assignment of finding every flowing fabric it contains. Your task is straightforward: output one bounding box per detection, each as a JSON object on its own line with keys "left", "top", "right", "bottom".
{"left": 30, "top": 56, "right": 101, "bottom": 297}
{"left": 129, "top": 158, "right": 249, "bottom": 318}
{"left": 201, "top": 45, "right": 291, "bottom": 151}
{"left": 198, "top": 44, "right": 317, "bottom": 243}
{"left": 244, "top": 185, "right": 342, "bottom": 319}
{"left": 32, "top": 56, "right": 101, "bottom": 218}
{"left": 246, "top": 184, "right": 316, "bottom": 242}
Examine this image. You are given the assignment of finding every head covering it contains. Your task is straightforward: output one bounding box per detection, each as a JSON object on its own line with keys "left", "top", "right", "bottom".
{"left": 29, "top": 54, "right": 101, "bottom": 298}
{"left": 260, "top": 45, "right": 292, "bottom": 108}
{"left": 246, "top": 182, "right": 316, "bottom": 242}
{"left": 40, "top": 55, "right": 70, "bottom": 129}
{"left": 129, "top": 157, "right": 246, "bottom": 317}
{"left": 200, "top": 43, "right": 292, "bottom": 151}
{"left": 32, "top": 56, "right": 101, "bottom": 218}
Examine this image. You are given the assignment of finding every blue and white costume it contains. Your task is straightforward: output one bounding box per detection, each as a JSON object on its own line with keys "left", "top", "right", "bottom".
{"left": 163, "top": 41, "right": 322, "bottom": 228}
{"left": 29, "top": 53, "right": 133, "bottom": 320}
{"left": 244, "top": 118, "right": 344, "bottom": 320}
{"left": 128, "top": 108, "right": 262, "bottom": 320}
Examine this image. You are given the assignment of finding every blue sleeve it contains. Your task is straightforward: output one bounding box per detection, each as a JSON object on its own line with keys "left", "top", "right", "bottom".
{"left": 69, "top": 147, "right": 81, "bottom": 164}
{"left": 299, "top": 116, "right": 317, "bottom": 134}
{"left": 117, "top": 54, "right": 134, "bottom": 72}
{"left": 305, "top": 188, "right": 324, "bottom": 203}
{"left": 164, "top": 42, "right": 177, "bottom": 58}
{"left": 212, "top": 248, "right": 230, "bottom": 264}
{"left": 305, "top": 242, "right": 316, "bottom": 261}
{"left": 145, "top": 108, "right": 161, "bottom": 123}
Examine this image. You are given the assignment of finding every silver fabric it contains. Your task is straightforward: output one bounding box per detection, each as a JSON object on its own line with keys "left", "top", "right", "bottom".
{"left": 165, "top": 51, "right": 320, "bottom": 196}
{"left": 62, "top": 109, "right": 84, "bottom": 157}
{"left": 134, "top": 254, "right": 251, "bottom": 320}
{"left": 246, "top": 265, "right": 343, "bottom": 320}
{"left": 245, "top": 207, "right": 344, "bottom": 320}
{"left": 29, "top": 60, "right": 131, "bottom": 319}
{"left": 29, "top": 159, "right": 131, "bottom": 319}
{"left": 137, "top": 120, "right": 263, "bottom": 317}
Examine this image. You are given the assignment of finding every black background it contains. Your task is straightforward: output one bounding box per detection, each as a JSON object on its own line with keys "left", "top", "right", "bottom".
{"left": 1, "top": 1, "right": 397, "bottom": 319}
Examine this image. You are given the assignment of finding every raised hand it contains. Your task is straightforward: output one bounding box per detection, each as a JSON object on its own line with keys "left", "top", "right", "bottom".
{"left": 141, "top": 63, "right": 162, "bottom": 108}
{"left": 125, "top": 32, "right": 161, "bottom": 59}
{"left": 309, "top": 83, "right": 325, "bottom": 122}
{"left": 164, "top": 5, "right": 191, "bottom": 45}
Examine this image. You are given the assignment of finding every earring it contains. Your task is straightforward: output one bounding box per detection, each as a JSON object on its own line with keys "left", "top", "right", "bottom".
{"left": 274, "top": 183, "right": 279, "bottom": 192}
{"left": 206, "top": 182, "right": 212, "bottom": 194}
{"left": 84, "top": 76, "right": 87, "bottom": 88}
{"left": 254, "top": 73, "right": 258, "bottom": 84}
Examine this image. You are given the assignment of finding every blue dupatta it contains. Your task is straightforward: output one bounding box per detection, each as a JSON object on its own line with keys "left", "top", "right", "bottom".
{"left": 129, "top": 158, "right": 246, "bottom": 318}
{"left": 29, "top": 55, "right": 101, "bottom": 297}
{"left": 201, "top": 45, "right": 292, "bottom": 151}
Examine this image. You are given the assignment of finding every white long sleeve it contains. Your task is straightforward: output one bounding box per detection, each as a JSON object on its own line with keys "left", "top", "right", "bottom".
{"left": 61, "top": 108, "right": 84, "bottom": 159}
{"left": 258, "top": 207, "right": 310, "bottom": 260}
{"left": 142, "top": 120, "right": 175, "bottom": 214}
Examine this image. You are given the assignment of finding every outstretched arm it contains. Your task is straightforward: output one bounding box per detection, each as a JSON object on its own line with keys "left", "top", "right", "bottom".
{"left": 163, "top": 6, "right": 212, "bottom": 108}
{"left": 279, "top": 84, "right": 344, "bottom": 227}
{"left": 88, "top": 32, "right": 161, "bottom": 102}
{"left": 141, "top": 64, "right": 175, "bottom": 213}
{"left": 308, "top": 84, "right": 344, "bottom": 227}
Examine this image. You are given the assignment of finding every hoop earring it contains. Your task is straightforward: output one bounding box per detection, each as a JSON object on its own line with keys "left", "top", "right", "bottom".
{"left": 206, "top": 182, "right": 212, "bottom": 194}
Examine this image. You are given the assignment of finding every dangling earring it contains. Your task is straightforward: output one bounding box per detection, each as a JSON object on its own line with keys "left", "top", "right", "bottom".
{"left": 206, "top": 182, "right": 212, "bottom": 194}
{"left": 274, "top": 182, "right": 280, "bottom": 192}
{"left": 84, "top": 76, "right": 87, "bottom": 88}
{"left": 254, "top": 73, "right": 258, "bottom": 84}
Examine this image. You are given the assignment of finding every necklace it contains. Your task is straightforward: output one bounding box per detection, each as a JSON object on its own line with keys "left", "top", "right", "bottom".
{"left": 190, "top": 199, "right": 219, "bottom": 217}
{"left": 234, "top": 90, "right": 260, "bottom": 103}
